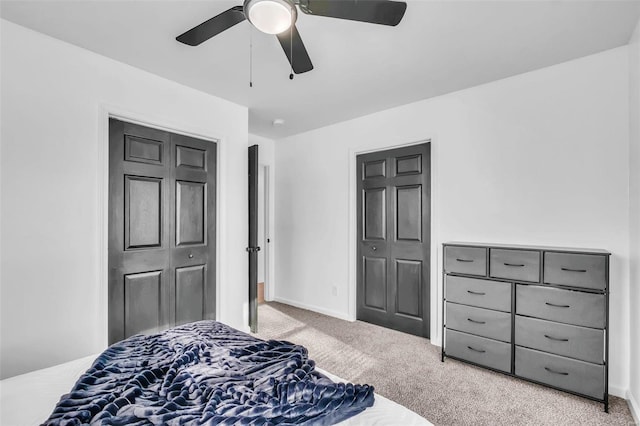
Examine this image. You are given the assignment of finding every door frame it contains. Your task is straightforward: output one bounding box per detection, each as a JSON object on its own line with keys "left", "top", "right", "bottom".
{"left": 261, "top": 164, "right": 273, "bottom": 301}
{"left": 347, "top": 138, "right": 441, "bottom": 346}
{"left": 97, "top": 103, "right": 224, "bottom": 348}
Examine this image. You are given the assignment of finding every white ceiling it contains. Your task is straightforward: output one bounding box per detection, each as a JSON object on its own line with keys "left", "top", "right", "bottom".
{"left": 2, "top": 0, "right": 640, "bottom": 139}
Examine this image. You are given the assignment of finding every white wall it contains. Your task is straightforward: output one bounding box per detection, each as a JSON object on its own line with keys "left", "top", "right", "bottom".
{"left": 627, "top": 17, "right": 640, "bottom": 422}
{"left": 0, "top": 20, "right": 249, "bottom": 379}
{"left": 249, "top": 134, "right": 276, "bottom": 300}
{"left": 250, "top": 134, "right": 275, "bottom": 174}
{"left": 274, "top": 47, "right": 630, "bottom": 395}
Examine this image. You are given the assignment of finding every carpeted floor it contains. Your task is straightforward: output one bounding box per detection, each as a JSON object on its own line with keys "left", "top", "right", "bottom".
{"left": 255, "top": 302, "right": 635, "bottom": 426}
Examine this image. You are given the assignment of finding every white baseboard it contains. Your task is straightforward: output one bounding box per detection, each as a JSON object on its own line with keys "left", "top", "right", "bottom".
{"left": 627, "top": 389, "right": 640, "bottom": 424}
{"left": 272, "top": 297, "right": 354, "bottom": 322}
{"left": 609, "top": 385, "right": 626, "bottom": 399}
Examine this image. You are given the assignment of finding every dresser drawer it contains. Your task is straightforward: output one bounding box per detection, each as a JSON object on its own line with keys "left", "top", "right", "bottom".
{"left": 515, "top": 316, "right": 604, "bottom": 364}
{"left": 544, "top": 252, "right": 607, "bottom": 290}
{"left": 515, "top": 347, "right": 604, "bottom": 399}
{"left": 516, "top": 285, "right": 604, "bottom": 329}
{"left": 446, "top": 329, "right": 511, "bottom": 373}
{"left": 490, "top": 249, "right": 540, "bottom": 282}
{"left": 444, "top": 246, "right": 487, "bottom": 276}
{"left": 445, "top": 276, "right": 511, "bottom": 312}
{"left": 446, "top": 302, "right": 511, "bottom": 342}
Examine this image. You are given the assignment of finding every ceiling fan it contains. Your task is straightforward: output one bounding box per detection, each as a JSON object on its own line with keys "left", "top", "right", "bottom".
{"left": 176, "top": 0, "right": 407, "bottom": 75}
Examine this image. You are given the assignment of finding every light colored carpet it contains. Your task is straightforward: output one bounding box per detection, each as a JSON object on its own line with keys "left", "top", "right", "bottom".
{"left": 255, "top": 302, "right": 635, "bottom": 426}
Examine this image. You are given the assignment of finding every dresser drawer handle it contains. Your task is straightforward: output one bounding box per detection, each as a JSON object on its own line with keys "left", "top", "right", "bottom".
{"left": 544, "top": 334, "right": 569, "bottom": 342}
{"left": 504, "top": 262, "right": 525, "bottom": 267}
{"left": 467, "top": 318, "right": 486, "bottom": 324}
{"left": 456, "top": 258, "right": 474, "bottom": 263}
{"left": 561, "top": 267, "right": 587, "bottom": 273}
{"left": 544, "top": 367, "right": 569, "bottom": 376}
{"left": 467, "top": 290, "right": 486, "bottom": 295}
{"left": 545, "top": 302, "right": 570, "bottom": 308}
{"left": 467, "top": 346, "right": 486, "bottom": 353}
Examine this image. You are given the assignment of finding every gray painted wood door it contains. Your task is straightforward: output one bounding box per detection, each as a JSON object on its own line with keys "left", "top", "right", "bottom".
{"left": 356, "top": 143, "right": 430, "bottom": 337}
{"left": 108, "top": 118, "right": 216, "bottom": 344}
{"left": 248, "top": 145, "right": 259, "bottom": 333}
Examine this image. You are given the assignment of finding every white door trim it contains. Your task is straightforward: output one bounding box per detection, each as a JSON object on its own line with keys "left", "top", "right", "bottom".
{"left": 347, "top": 137, "right": 442, "bottom": 346}
{"left": 261, "top": 164, "right": 274, "bottom": 301}
{"left": 97, "top": 103, "right": 226, "bottom": 348}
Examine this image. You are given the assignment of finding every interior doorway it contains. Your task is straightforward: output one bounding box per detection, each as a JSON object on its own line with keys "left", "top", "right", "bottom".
{"left": 248, "top": 144, "right": 272, "bottom": 332}
{"left": 356, "top": 142, "right": 431, "bottom": 338}
{"left": 257, "top": 165, "right": 270, "bottom": 304}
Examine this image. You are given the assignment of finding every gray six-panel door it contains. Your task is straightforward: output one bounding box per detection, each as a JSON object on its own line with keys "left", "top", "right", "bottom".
{"left": 356, "top": 143, "right": 430, "bottom": 337}
{"left": 108, "top": 118, "right": 216, "bottom": 344}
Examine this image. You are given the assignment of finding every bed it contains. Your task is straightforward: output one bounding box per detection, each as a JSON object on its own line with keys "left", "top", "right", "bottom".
{"left": 1, "top": 321, "right": 430, "bottom": 425}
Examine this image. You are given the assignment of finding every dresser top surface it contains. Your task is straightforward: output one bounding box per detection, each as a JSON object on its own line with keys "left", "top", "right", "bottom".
{"left": 443, "top": 241, "right": 610, "bottom": 255}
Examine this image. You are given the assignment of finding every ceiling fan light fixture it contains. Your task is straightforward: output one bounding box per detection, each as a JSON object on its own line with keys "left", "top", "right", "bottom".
{"left": 244, "top": 0, "right": 296, "bottom": 35}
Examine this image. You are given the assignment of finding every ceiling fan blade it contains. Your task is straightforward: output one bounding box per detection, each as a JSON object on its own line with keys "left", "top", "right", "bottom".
{"left": 176, "top": 6, "right": 246, "bottom": 46}
{"left": 299, "top": 0, "right": 407, "bottom": 26}
{"left": 276, "top": 25, "right": 314, "bottom": 74}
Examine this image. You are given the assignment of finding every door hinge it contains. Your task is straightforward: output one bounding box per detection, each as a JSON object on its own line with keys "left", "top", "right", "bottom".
{"left": 246, "top": 246, "right": 261, "bottom": 253}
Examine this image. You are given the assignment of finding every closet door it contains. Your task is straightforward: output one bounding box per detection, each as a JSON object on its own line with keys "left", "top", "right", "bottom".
{"left": 170, "top": 133, "right": 217, "bottom": 327}
{"left": 356, "top": 143, "right": 430, "bottom": 337}
{"left": 108, "top": 118, "right": 216, "bottom": 344}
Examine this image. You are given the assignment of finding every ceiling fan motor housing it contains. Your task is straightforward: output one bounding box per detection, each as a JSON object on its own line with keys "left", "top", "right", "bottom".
{"left": 243, "top": 0, "right": 298, "bottom": 35}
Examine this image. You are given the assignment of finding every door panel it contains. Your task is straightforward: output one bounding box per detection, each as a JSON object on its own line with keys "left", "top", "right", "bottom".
{"left": 124, "top": 271, "right": 162, "bottom": 337}
{"left": 396, "top": 185, "right": 422, "bottom": 241}
{"left": 124, "top": 176, "right": 162, "bottom": 249}
{"left": 364, "top": 159, "right": 386, "bottom": 178}
{"left": 364, "top": 188, "right": 386, "bottom": 240}
{"left": 364, "top": 257, "right": 387, "bottom": 310}
{"left": 176, "top": 181, "right": 206, "bottom": 246}
{"left": 396, "top": 259, "right": 422, "bottom": 318}
{"left": 357, "top": 143, "right": 430, "bottom": 337}
{"left": 109, "top": 118, "right": 216, "bottom": 344}
{"left": 176, "top": 145, "right": 206, "bottom": 170}
{"left": 175, "top": 265, "right": 205, "bottom": 325}
{"left": 125, "top": 135, "right": 163, "bottom": 165}
{"left": 396, "top": 154, "right": 422, "bottom": 175}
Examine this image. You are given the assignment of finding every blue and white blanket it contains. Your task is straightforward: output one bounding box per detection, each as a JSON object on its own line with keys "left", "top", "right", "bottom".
{"left": 44, "top": 321, "right": 374, "bottom": 425}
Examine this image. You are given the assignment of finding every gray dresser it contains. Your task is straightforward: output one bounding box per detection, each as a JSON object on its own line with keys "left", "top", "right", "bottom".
{"left": 441, "top": 242, "right": 610, "bottom": 412}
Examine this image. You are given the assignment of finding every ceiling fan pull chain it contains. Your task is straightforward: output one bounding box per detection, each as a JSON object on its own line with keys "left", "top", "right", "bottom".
{"left": 249, "top": 25, "right": 254, "bottom": 87}
{"left": 289, "top": 4, "right": 294, "bottom": 80}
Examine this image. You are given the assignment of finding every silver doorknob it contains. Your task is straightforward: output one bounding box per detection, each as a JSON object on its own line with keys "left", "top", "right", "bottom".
{"left": 188, "top": 253, "right": 194, "bottom": 258}
{"left": 372, "top": 246, "right": 377, "bottom": 251}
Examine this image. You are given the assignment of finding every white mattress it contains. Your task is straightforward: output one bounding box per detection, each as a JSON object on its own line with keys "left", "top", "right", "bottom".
{"left": 0, "top": 355, "right": 430, "bottom": 426}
